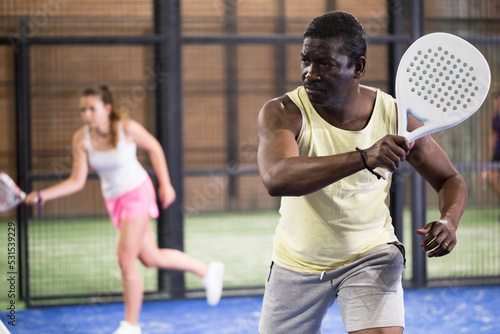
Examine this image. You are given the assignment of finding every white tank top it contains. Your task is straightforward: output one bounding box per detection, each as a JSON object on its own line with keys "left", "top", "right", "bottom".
{"left": 85, "top": 121, "right": 148, "bottom": 199}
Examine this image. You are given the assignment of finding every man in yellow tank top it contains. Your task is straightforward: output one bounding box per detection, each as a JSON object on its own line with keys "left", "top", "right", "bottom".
{"left": 257, "top": 11, "right": 467, "bottom": 334}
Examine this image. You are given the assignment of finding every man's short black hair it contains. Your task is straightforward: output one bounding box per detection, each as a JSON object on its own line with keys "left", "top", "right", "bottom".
{"left": 304, "top": 11, "right": 367, "bottom": 67}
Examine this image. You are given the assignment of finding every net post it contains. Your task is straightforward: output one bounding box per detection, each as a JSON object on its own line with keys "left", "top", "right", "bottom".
{"left": 411, "top": 168, "right": 428, "bottom": 288}
{"left": 14, "top": 17, "right": 32, "bottom": 307}
{"left": 408, "top": 0, "right": 428, "bottom": 289}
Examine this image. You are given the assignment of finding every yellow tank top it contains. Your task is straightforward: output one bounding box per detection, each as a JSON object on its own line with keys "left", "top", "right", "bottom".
{"left": 273, "top": 86, "right": 399, "bottom": 273}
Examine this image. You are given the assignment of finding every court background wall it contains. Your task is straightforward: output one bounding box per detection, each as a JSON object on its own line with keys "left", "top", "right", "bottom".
{"left": 0, "top": 0, "right": 499, "bottom": 307}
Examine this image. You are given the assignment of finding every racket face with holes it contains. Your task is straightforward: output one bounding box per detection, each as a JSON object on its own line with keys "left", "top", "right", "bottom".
{"left": 0, "top": 171, "right": 26, "bottom": 212}
{"left": 396, "top": 32, "right": 491, "bottom": 142}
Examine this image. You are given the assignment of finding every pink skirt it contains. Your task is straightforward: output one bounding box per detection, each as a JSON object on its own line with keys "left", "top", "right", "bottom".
{"left": 104, "top": 176, "right": 159, "bottom": 229}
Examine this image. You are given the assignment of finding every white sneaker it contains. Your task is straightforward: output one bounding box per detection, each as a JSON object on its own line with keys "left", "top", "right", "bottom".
{"left": 202, "top": 261, "right": 224, "bottom": 306}
{"left": 112, "top": 321, "right": 142, "bottom": 334}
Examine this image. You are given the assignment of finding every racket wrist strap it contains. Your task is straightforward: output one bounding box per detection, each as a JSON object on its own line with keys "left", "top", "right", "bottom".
{"left": 36, "top": 191, "right": 42, "bottom": 217}
{"left": 355, "top": 147, "right": 385, "bottom": 180}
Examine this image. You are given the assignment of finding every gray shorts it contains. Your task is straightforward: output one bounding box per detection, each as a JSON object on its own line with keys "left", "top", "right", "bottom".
{"left": 259, "top": 243, "right": 405, "bottom": 333}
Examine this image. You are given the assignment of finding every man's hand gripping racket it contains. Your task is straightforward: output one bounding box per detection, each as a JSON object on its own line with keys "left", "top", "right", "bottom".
{"left": 0, "top": 171, "right": 41, "bottom": 214}
{"left": 372, "top": 32, "right": 491, "bottom": 180}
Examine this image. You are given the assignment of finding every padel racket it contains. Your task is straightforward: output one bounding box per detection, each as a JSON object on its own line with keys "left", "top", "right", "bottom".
{"left": 0, "top": 171, "right": 40, "bottom": 214}
{"left": 396, "top": 32, "right": 491, "bottom": 142}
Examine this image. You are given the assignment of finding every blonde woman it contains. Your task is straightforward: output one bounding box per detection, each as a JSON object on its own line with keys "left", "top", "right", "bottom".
{"left": 26, "top": 85, "right": 224, "bottom": 334}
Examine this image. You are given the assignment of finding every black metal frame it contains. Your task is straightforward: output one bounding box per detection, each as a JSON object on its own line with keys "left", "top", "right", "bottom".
{"left": 14, "top": 17, "right": 32, "bottom": 307}
{"left": 154, "top": 0, "right": 186, "bottom": 300}
{"left": 407, "top": 0, "right": 428, "bottom": 290}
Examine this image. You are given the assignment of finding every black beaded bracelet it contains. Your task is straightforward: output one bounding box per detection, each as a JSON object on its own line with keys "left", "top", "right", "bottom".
{"left": 355, "top": 147, "right": 385, "bottom": 180}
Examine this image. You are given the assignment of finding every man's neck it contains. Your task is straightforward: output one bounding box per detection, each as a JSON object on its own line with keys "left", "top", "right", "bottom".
{"left": 313, "top": 87, "right": 375, "bottom": 131}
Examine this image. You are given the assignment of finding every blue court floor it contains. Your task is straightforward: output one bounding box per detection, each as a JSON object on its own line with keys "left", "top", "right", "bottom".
{"left": 2, "top": 285, "right": 500, "bottom": 333}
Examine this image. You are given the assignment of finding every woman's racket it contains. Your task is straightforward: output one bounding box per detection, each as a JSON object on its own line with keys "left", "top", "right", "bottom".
{"left": 0, "top": 171, "right": 40, "bottom": 214}
{"left": 396, "top": 32, "right": 491, "bottom": 142}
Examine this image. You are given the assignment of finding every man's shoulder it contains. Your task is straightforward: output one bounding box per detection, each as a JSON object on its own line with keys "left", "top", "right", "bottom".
{"left": 360, "top": 85, "right": 396, "bottom": 107}
{"left": 360, "top": 85, "right": 392, "bottom": 99}
{"left": 259, "top": 94, "right": 302, "bottom": 135}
